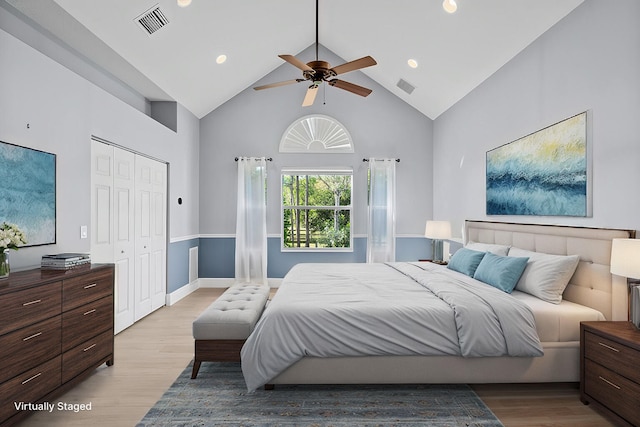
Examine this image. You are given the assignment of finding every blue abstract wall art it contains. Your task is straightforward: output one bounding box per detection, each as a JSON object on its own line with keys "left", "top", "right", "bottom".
{"left": 0, "top": 141, "right": 56, "bottom": 246}
{"left": 486, "top": 112, "right": 589, "bottom": 216}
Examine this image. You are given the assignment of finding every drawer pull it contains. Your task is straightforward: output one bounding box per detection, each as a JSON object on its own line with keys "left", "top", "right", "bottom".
{"left": 83, "top": 343, "right": 97, "bottom": 352}
{"left": 84, "top": 283, "right": 97, "bottom": 289}
{"left": 598, "top": 342, "right": 620, "bottom": 352}
{"left": 22, "top": 299, "right": 42, "bottom": 306}
{"left": 598, "top": 376, "right": 621, "bottom": 390}
{"left": 23, "top": 332, "right": 43, "bottom": 341}
{"left": 21, "top": 372, "right": 42, "bottom": 385}
{"left": 84, "top": 309, "right": 97, "bottom": 316}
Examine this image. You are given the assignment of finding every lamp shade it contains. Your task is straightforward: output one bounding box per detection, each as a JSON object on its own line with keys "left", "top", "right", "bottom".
{"left": 425, "top": 221, "right": 452, "bottom": 240}
{"left": 610, "top": 238, "right": 640, "bottom": 279}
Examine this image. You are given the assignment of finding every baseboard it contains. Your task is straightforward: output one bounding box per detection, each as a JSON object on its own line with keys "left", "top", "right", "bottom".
{"left": 167, "top": 277, "right": 283, "bottom": 306}
{"left": 198, "top": 278, "right": 236, "bottom": 288}
{"left": 199, "top": 278, "right": 283, "bottom": 288}
{"left": 166, "top": 280, "right": 199, "bottom": 306}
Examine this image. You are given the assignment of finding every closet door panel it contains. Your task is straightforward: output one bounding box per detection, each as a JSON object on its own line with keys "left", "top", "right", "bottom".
{"left": 113, "top": 147, "right": 135, "bottom": 333}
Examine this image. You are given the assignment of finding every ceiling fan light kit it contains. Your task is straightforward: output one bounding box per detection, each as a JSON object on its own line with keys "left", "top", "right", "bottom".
{"left": 254, "top": 0, "right": 377, "bottom": 107}
{"left": 443, "top": 0, "right": 458, "bottom": 14}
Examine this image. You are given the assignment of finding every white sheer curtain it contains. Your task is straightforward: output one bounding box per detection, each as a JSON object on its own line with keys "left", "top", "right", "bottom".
{"left": 235, "top": 157, "right": 267, "bottom": 284}
{"left": 366, "top": 158, "right": 396, "bottom": 263}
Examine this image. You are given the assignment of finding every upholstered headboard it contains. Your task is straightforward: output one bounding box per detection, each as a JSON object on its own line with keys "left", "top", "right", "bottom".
{"left": 465, "top": 220, "right": 635, "bottom": 321}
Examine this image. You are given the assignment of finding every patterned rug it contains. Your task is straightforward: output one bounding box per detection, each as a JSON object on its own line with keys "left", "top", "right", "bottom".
{"left": 137, "top": 361, "right": 504, "bottom": 427}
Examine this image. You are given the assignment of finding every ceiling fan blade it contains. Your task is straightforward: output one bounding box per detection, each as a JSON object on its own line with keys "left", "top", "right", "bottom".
{"left": 254, "top": 79, "right": 304, "bottom": 91}
{"left": 328, "top": 79, "right": 373, "bottom": 97}
{"left": 302, "top": 85, "right": 319, "bottom": 107}
{"left": 279, "top": 54, "right": 314, "bottom": 72}
{"left": 330, "top": 56, "right": 377, "bottom": 75}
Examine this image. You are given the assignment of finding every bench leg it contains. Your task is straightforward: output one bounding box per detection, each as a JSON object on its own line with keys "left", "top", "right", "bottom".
{"left": 191, "top": 360, "right": 202, "bottom": 379}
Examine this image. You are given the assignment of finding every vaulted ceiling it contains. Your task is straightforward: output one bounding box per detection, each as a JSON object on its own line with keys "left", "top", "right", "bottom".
{"left": 5, "top": 0, "right": 584, "bottom": 119}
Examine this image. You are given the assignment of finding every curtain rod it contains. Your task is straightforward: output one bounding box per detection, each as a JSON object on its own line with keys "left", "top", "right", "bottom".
{"left": 363, "top": 158, "right": 400, "bottom": 162}
{"left": 235, "top": 157, "right": 273, "bottom": 161}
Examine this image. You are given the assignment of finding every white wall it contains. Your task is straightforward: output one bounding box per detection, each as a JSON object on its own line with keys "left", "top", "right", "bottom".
{"left": 0, "top": 24, "right": 200, "bottom": 270}
{"left": 433, "top": 0, "right": 640, "bottom": 237}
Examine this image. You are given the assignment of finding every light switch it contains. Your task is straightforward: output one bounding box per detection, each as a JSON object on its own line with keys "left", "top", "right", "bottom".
{"left": 80, "top": 225, "right": 88, "bottom": 239}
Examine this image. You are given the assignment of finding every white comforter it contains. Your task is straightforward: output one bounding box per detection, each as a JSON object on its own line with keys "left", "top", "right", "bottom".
{"left": 241, "top": 262, "right": 543, "bottom": 390}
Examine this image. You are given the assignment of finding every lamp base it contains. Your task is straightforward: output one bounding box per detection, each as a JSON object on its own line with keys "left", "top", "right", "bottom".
{"left": 631, "top": 282, "right": 640, "bottom": 329}
{"left": 432, "top": 239, "right": 445, "bottom": 263}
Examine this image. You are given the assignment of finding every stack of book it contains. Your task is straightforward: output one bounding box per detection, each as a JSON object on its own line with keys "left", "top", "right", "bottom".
{"left": 41, "top": 253, "right": 91, "bottom": 270}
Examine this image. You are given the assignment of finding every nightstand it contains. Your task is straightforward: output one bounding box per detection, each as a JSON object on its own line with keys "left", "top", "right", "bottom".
{"left": 580, "top": 321, "right": 640, "bottom": 427}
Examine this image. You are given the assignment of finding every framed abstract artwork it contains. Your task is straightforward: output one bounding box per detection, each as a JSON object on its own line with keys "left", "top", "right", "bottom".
{"left": 486, "top": 111, "right": 590, "bottom": 216}
{"left": 0, "top": 141, "right": 56, "bottom": 246}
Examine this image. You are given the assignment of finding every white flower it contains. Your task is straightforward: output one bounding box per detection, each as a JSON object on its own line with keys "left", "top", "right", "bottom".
{"left": 0, "top": 222, "right": 27, "bottom": 251}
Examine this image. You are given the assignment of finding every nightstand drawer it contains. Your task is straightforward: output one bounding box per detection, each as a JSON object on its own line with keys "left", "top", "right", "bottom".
{"left": 584, "top": 359, "right": 640, "bottom": 427}
{"left": 584, "top": 331, "right": 640, "bottom": 384}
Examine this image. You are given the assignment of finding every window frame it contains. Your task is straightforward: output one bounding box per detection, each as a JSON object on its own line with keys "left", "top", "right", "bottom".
{"left": 280, "top": 167, "right": 354, "bottom": 252}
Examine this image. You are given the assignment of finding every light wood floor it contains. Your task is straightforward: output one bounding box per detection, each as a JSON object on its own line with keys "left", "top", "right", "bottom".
{"left": 17, "top": 288, "right": 614, "bottom": 427}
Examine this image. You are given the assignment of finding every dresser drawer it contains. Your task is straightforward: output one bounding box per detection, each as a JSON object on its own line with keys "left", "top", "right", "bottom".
{"left": 62, "top": 268, "right": 113, "bottom": 311}
{"left": 584, "top": 331, "right": 640, "bottom": 384}
{"left": 62, "top": 295, "right": 113, "bottom": 352}
{"left": 0, "top": 355, "right": 61, "bottom": 424}
{"left": 62, "top": 329, "right": 113, "bottom": 383}
{"left": 0, "top": 282, "right": 62, "bottom": 336}
{"left": 0, "top": 316, "right": 62, "bottom": 384}
{"left": 584, "top": 359, "right": 640, "bottom": 427}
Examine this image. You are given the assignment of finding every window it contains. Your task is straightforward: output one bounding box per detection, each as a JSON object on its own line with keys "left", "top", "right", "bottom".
{"left": 281, "top": 168, "right": 353, "bottom": 251}
{"left": 279, "top": 115, "right": 354, "bottom": 153}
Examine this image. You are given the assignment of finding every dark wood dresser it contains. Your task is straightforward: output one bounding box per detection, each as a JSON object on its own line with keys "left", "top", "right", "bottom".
{"left": 580, "top": 321, "right": 640, "bottom": 427}
{"left": 0, "top": 264, "right": 114, "bottom": 426}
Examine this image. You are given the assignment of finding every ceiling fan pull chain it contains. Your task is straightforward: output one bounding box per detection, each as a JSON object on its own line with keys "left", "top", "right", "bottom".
{"left": 323, "top": 82, "right": 326, "bottom": 105}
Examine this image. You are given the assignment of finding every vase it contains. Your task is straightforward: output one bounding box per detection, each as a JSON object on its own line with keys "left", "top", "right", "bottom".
{"left": 0, "top": 250, "right": 9, "bottom": 279}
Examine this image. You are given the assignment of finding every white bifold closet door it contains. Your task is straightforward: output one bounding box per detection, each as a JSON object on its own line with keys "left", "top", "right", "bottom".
{"left": 91, "top": 139, "right": 167, "bottom": 333}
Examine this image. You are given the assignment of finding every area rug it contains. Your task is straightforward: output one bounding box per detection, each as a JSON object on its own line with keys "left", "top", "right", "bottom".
{"left": 137, "top": 361, "right": 504, "bottom": 427}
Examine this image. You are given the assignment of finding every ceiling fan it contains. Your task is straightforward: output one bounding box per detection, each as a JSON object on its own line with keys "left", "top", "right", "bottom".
{"left": 253, "top": 0, "right": 377, "bottom": 107}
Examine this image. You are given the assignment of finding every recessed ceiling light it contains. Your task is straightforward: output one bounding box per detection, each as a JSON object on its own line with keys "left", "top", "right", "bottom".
{"left": 443, "top": 0, "right": 457, "bottom": 13}
{"left": 407, "top": 59, "right": 418, "bottom": 69}
{"left": 216, "top": 54, "right": 227, "bottom": 64}
{"left": 177, "top": 0, "right": 192, "bottom": 8}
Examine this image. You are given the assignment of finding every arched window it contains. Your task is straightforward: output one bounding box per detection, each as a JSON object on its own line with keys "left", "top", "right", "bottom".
{"left": 279, "top": 115, "right": 354, "bottom": 153}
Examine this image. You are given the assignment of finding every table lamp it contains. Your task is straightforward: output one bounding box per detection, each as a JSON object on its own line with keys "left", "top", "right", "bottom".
{"left": 425, "top": 220, "right": 451, "bottom": 264}
{"left": 610, "top": 238, "right": 640, "bottom": 328}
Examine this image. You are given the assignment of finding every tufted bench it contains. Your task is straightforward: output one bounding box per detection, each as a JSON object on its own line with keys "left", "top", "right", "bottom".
{"left": 191, "top": 283, "right": 270, "bottom": 379}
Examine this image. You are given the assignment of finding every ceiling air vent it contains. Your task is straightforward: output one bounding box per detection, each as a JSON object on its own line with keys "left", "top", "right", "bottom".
{"left": 135, "top": 5, "right": 169, "bottom": 35}
{"left": 397, "top": 79, "right": 416, "bottom": 95}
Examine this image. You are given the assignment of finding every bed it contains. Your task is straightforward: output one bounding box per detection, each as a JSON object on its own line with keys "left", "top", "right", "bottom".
{"left": 240, "top": 221, "right": 635, "bottom": 390}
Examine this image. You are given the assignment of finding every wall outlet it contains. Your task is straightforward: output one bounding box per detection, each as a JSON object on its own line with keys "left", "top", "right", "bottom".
{"left": 80, "top": 225, "right": 88, "bottom": 239}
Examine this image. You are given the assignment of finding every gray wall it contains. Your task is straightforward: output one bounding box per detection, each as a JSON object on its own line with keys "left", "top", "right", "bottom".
{"left": 0, "top": 16, "right": 200, "bottom": 281}
{"left": 433, "top": 0, "right": 640, "bottom": 237}
{"left": 198, "top": 45, "right": 433, "bottom": 276}
{"left": 200, "top": 44, "right": 433, "bottom": 238}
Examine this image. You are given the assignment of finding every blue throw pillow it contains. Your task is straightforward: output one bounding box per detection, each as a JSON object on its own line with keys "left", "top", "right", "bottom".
{"left": 473, "top": 252, "right": 529, "bottom": 293}
{"left": 447, "top": 248, "right": 486, "bottom": 277}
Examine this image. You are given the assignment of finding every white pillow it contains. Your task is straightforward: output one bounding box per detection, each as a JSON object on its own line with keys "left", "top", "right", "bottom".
{"left": 465, "top": 241, "right": 510, "bottom": 256}
{"left": 508, "top": 247, "right": 580, "bottom": 304}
